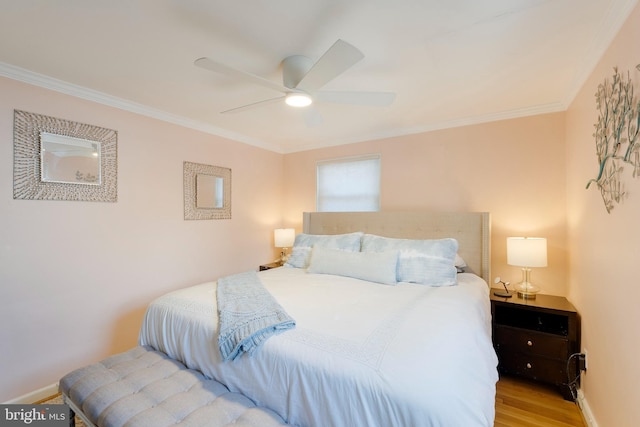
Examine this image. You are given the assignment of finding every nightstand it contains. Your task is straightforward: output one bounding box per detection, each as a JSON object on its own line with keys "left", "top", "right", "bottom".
{"left": 490, "top": 292, "right": 580, "bottom": 400}
{"left": 259, "top": 261, "right": 282, "bottom": 271}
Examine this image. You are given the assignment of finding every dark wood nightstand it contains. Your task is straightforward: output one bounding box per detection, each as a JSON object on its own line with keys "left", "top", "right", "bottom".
{"left": 259, "top": 261, "right": 282, "bottom": 271}
{"left": 490, "top": 292, "right": 580, "bottom": 400}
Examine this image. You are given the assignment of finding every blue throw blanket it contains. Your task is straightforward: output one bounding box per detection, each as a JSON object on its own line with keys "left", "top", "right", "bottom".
{"left": 217, "top": 271, "right": 296, "bottom": 361}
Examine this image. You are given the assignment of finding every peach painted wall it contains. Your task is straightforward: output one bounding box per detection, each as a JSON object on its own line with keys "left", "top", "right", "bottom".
{"left": 283, "top": 113, "right": 568, "bottom": 297}
{"left": 0, "top": 77, "right": 284, "bottom": 402}
{"left": 566, "top": 2, "right": 640, "bottom": 426}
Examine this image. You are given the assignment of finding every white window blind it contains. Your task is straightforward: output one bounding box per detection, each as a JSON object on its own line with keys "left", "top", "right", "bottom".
{"left": 316, "top": 155, "right": 381, "bottom": 212}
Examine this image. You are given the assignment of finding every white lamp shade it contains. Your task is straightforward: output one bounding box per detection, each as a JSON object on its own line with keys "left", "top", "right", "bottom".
{"left": 274, "top": 228, "right": 295, "bottom": 248}
{"left": 507, "top": 237, "right": 547, "bottom": 267}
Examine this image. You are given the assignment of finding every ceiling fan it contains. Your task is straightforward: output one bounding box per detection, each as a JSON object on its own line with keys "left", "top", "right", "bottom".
{"left": 194, "top": 39, "right": 396, "bottom": 120}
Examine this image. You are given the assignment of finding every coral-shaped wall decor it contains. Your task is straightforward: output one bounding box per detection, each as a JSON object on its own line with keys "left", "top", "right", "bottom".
{"left": 586, "top": 65, "right": 640, "bottom": 213}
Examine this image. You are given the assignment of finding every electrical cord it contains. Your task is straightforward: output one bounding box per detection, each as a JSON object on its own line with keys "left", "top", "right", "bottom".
{"left": 566, "top": 352, "right": 583, "bottom": 401}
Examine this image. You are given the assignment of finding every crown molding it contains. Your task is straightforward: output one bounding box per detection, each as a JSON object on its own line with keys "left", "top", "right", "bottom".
{"left": 0, "top": 61, "right": 569, "bottom": 155}
{"left": 285, "top": 102, "right": 567, "bottom": 154}
{"left": 0, "top": 61, "right": 284, "bottom": 153}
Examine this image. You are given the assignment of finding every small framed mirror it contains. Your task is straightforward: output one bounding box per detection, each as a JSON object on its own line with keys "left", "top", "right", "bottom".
{"left": 184, "top": 161, "right": 231, "bottom": 220}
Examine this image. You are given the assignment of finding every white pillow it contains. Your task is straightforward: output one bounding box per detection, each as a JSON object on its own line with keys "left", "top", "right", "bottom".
{"left": 455, "top": 253, "right": 468, "bottom": 272}
{"left": 307, "top": 246, "right": 398, "bottom": 285}
{"left": 285, "top": 232, "right": 363, "bottom": 268}
{"left": 361, "top": 234, "right": 458, "bottom": 286}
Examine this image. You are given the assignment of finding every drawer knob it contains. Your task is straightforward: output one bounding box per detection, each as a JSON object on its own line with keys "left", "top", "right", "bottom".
{"left": 526, "top": 363, "right": 532, "bottom": 369}
{"left": 527, "top": 340, "right": 533, "bottom": 347}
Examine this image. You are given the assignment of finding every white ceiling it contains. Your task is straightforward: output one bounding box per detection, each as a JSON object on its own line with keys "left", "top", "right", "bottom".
{"left": 0, "top": 0, "right": 637, "bottom": 153}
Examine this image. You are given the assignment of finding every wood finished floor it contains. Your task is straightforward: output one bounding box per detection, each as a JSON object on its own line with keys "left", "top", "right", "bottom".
{"left": 40, "top": 374, "right": 586, "bottom": 426}
{"left": 495, "top": 375, "right": 586, "bottom": 427}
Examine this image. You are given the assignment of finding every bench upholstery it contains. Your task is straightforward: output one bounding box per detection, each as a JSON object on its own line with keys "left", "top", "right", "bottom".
{"left": 59, "top": 346, "right": 289, "bottom": 427}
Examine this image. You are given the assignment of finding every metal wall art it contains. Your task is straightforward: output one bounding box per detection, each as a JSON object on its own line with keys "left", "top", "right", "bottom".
{"left": 13, "top": 110, "right": 117, "bottom": 202}
{"left": 586, "top": 65, "right": 640, "bottom": 213}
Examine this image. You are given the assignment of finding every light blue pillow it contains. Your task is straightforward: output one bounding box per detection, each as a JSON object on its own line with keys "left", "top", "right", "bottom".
{"left": 307, "top": 246, "right": 398, "bottom": 285}
{"left": 284, "top": 232, "right": 363, "bottom": 268}
{"left": 361, "top": 234, "right": 459, "bottom": 286}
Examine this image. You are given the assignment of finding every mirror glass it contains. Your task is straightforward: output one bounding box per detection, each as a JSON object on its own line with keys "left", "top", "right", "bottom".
{"left": 196, "top": 174, "right": 224, "bottom": 208}
{"left": 40, "top": 132, "right": 101, "bottom": 185}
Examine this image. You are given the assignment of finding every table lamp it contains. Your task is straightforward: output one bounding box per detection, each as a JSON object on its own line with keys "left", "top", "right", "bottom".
{"left": 274, "top": 228, "right": 295, "bottom": 264}
{"left": 507, "top": 237, "right": 547, "bottom": 299}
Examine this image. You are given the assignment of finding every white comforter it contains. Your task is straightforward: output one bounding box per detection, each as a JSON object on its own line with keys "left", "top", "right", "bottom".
{"left": 139, "top": 267, "right": 498, "bottom": 427}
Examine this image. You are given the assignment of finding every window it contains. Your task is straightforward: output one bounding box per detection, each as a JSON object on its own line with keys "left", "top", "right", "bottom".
{"left": 316, "top": 155, "right": 381, "bottom": 212}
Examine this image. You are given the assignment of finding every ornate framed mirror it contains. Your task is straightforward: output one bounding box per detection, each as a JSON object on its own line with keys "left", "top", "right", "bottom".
{"left": 13, "top": 110, "right": 117, "bottom": 202}
{"left": 184, "top": 161, "right": 231, "bottom": 220}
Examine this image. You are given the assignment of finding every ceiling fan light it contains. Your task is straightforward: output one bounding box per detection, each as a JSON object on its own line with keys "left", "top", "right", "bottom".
{"left": 285, "top": 93, "right": 312, "bottom": 107}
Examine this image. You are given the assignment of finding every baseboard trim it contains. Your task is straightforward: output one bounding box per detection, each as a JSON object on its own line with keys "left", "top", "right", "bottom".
{"left": 3, "top": 382, "right": 59, "bottom": 404}
{"left": 577, "top": 389, "right": 598, "bottom": 427}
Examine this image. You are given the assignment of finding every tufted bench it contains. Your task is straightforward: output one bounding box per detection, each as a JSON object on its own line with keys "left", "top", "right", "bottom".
{"left": 59, "top": 346, "right": 289, "bottom": 427}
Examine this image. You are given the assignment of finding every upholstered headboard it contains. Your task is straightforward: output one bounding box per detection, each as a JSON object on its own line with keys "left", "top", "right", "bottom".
{"left": 303, "top": 211, "right": 491, "bottom": 284}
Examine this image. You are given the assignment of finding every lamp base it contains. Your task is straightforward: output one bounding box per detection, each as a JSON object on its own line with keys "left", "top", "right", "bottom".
{"left": 515, "top": 281, "right": 540, "bottom": 299}
{"left": 516, "top": 289, "right": 538, "bottom": 299}
{"left": 279, "top": 249, "right": 291, "bottom": 264}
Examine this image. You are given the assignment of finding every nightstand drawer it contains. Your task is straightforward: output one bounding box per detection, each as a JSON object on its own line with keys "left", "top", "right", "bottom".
{"left": 494, "top": 326, "right": 569, "bottom": 359}
{"left": 498, "top": 352, "right": 565, "bottom": 384}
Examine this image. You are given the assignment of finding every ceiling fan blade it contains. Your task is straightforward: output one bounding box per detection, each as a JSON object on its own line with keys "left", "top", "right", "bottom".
{"left": 220, "top": 96, "right": 285, "bottom": 114}
{"left": 195, "top": 57, "right": 287, "bottom": 94}
{"left": 295, "top": 39, "right": 365, "bottom": 93}
{"left": 314, "top": 91, "right": 396, "bottom": 107}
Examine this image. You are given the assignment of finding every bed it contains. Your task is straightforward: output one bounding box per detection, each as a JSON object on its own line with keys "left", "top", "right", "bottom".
{"left": 139, "top": 211, "right": 498, "bottom": 427}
